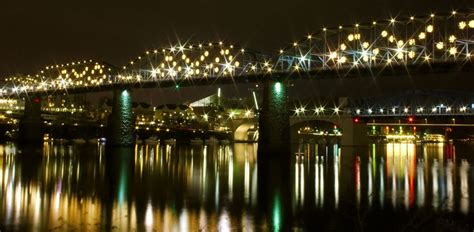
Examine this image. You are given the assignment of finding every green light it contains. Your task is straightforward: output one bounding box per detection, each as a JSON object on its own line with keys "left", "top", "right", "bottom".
{"left": 175, "top": 85, "right": 180, "bottom": 90}
{"left": 272, "top": 195, "right": 281, "bottom": 231}
{"left": 274, "top": 82, "right": 282, "bottom": 94}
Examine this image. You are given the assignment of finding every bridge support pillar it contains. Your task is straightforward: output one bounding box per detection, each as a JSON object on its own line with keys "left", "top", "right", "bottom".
{"left": 18, "top": 96, "right": 43, "bottom": 144}
{"left": 258, "top": 80, "right": 291, "bottom": 160}
{"left": 340, "top": 117, "right": 368, "bottom": 146}
{"left": 106, "top": 89, "right": 134, "bottom": 147}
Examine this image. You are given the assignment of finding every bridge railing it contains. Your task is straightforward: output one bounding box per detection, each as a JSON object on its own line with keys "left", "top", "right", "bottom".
{"left": 277, "top": 11, "right": 474, "bottom": 75}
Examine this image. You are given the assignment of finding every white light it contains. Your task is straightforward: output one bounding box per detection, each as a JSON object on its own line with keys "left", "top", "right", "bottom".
{"left": 449, "top": 35, "right": 457, "bottom": 43}
{"left": 426, "top": 25, "right": 434, "bottom": 33}
{"left": 338, "top": 56, "right": 347, "bottom": 63}
{"left": 449, "top": 47, "right": 457, "bottom": 55}
{"left": 362, "top": 42, "right": 369, "bottom": 49}
{"left": 436, "top": 42, "right": 444, "bottom": 50}
{"left": 347, "top": 34, "right": 354, "bottom": 41}
{"left": 418, "top": 32, "right": 426, "bottom": 40}
{"left": 372, "top": 48, "right": 379, "bottom": 55}
{"left": 469, "top": 20, "right": 474, "bottom": 28}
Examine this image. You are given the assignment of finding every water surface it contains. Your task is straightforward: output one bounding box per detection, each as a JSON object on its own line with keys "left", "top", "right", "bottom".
{"left": 0, "top": 141, "right": 473, "bottom": 231}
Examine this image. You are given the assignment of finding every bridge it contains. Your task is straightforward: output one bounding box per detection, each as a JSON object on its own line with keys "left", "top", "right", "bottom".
{"left": 2, "top": 10, "right": 474, "bottom": 155}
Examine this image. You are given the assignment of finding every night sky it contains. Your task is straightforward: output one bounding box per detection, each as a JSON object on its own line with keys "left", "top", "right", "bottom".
{"left": 0, "top": 0, "right": 472, "bottom": 103}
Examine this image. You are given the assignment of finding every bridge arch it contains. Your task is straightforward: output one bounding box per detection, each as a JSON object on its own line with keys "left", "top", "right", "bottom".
{"left": 234, "top": 122, "right": 259, "bottom": 142}
{"left": 121, "top": 42, "right": 269, "bottom": 84}
{"left": 278, "top": 11, "right": 474, "bottom": 74}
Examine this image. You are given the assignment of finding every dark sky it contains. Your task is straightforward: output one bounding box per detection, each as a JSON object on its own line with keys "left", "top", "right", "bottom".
{"left": 1, "top": 0, "right": 471, "bottom": 78}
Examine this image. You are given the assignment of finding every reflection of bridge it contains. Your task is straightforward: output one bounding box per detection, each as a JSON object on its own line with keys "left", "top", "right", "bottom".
{"left": 2, "top": 11, "right": 474, "bottom": 152}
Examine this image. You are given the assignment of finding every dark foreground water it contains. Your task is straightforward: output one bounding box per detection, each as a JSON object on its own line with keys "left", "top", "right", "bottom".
{"left": 0, "top": 141, "right": 473, "bottom": 231}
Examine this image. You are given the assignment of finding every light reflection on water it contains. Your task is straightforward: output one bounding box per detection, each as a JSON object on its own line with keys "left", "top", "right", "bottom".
{"left": 0, "top": 141, "right": 473, "bottom": 230}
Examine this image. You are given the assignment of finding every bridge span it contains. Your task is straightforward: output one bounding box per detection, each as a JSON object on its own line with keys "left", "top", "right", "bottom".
{"left": 0, "top": 10, "right": 473, "bottom": 155}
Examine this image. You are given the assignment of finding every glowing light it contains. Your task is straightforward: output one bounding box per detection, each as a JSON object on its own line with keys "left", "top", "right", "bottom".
{"left": 272, "top": 196, "right": 282, "bottom": 231}
{"left": 338, "top": 56, "right": 347, "bottom": 63}
{"left": 397, "top": 40, "right": 404, "bottom": 47}
{"left": 347, "top": 34, "right": 354, "bottom": 41}
{"left": 372, "top": 48, "right": 380, "bottom": 55}
{"left": 397, "top": 52, "right": 404, "bottom": 60}
{"left": 436, "top": 42, "right": 444, "bottom": 50}
{"left": 449, "top": 35, "right": 457, "bottom": 43}
{"left": 449, "top": 47, "right": 457, "bottom": 55}
{"left": 274, "top": 82, "right": 282, "bottom": 94}
{"left": 388, "top": 35, "right": 395, "bottom": 43}
{"left": 426, "top": 25, "right": 434, "bottom": 33}
{"left": 470, "top": 20, "right": 474, "bottom": 28}
{"left": 418, "top": 32, "right": 426, "bottom": 40}
{"left": 381, "top": 30, "right": 388, "bottom": 37}
{"left": 340, "top": 44, "right": 347, "bottom": 51}
{"left": 145, "top": 203, "right": 153, "bottom": 227}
